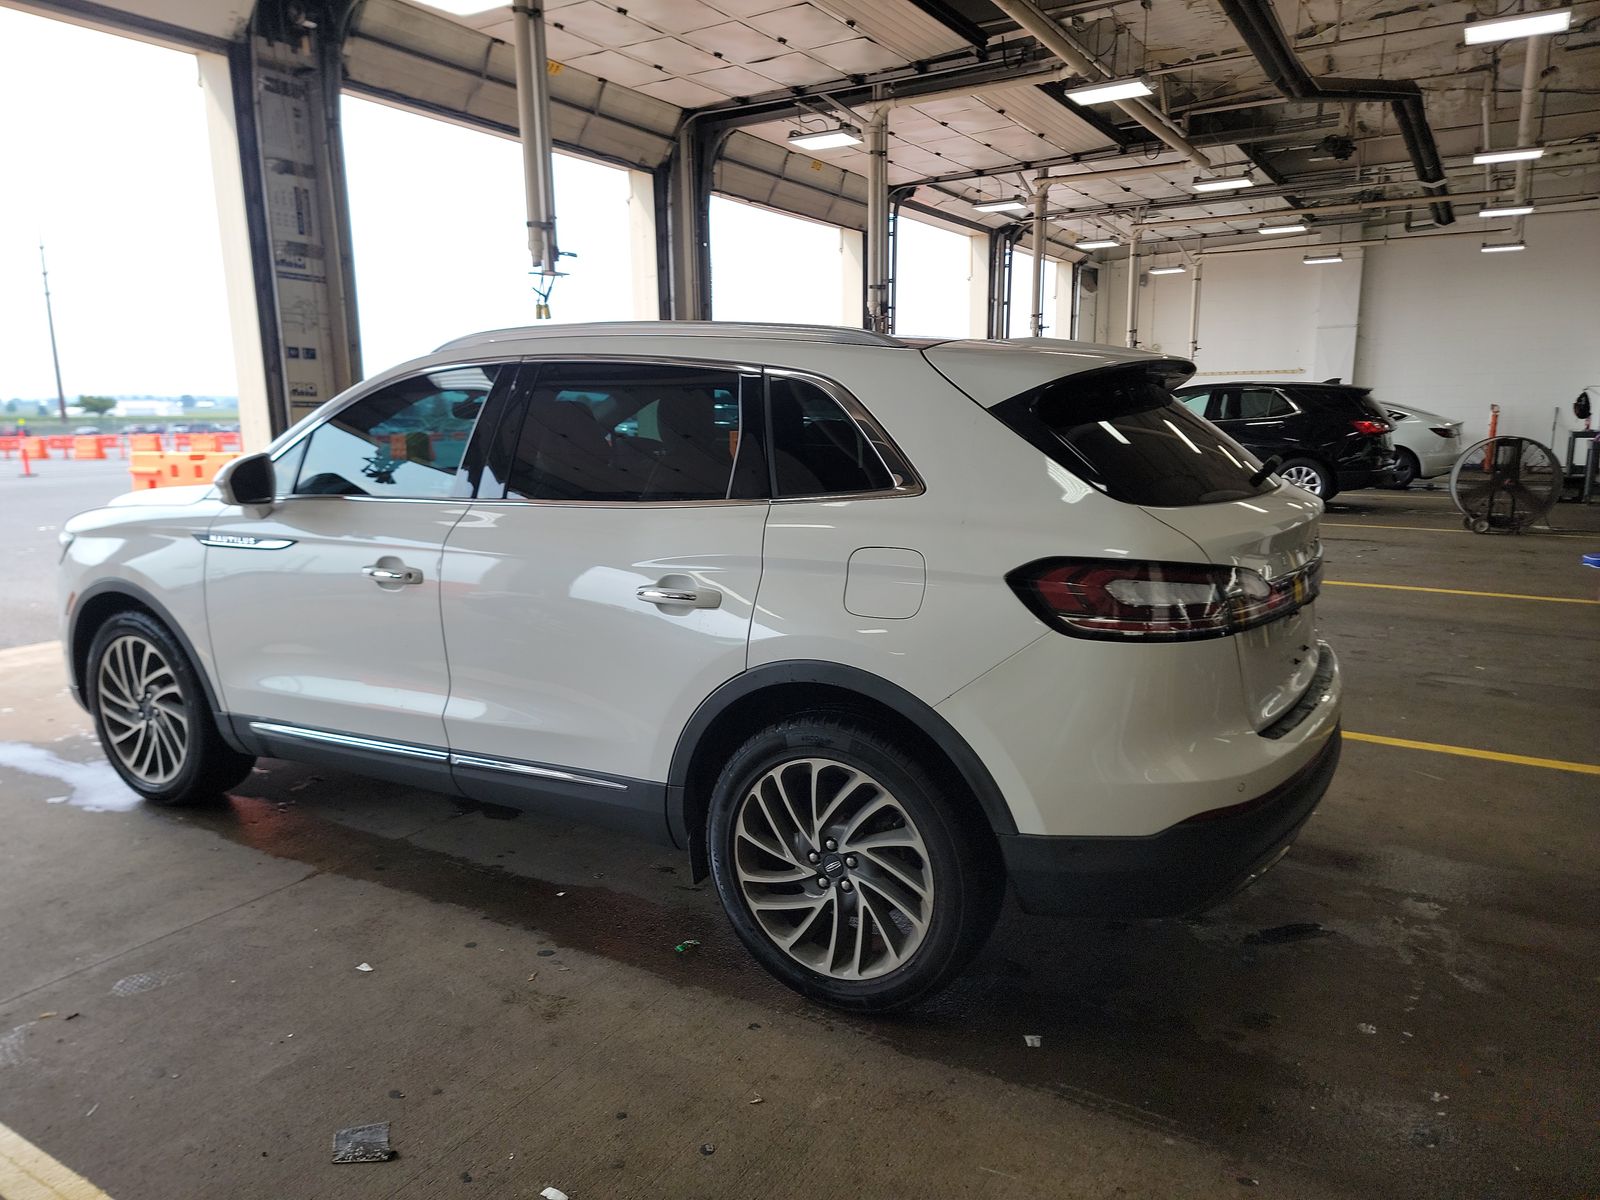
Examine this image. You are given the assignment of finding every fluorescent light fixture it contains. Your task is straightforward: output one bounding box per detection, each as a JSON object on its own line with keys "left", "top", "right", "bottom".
{"left": 1472, "top": 147, "right": 1543, "bottom": 164}
{"left": 1464, "top": 8, "right": 1571, "bottom": 44}
{"left": 1148, "top": 265, "right": 1187, "bottom": 276}
{"left": 420, "top": 0, "right": 506, "bottom": 12}
{"left": 1192, "top": 175, "right": 1254, "bottom": 192}
{"left": 1064, "top": 77, "right": 1154, "bottom": 106}
{"left": 788, "top": 123, "right": 862, "bottom": 151}
{"left": 1075, "top": 238, "right": 1119, "bottom": 250}
{"left": 1303, "top": 252, "right": 1344, "bottom": 265}
{"left": 1480, "top": 242, "right": 1526, "bottom": 253}
{"left": 1258, "top": 223, "right": 1308, "bottom": 235}
{"left": 1478, "top": 204, "right": 1534, "bottom": 218}
{"left": 974, "top": 196, "right": 1028, "bottom": 213}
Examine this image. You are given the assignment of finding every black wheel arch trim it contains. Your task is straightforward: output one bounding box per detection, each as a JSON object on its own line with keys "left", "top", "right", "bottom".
{"left": 67, "top": 580, "right": 237, "bottom": 747}
{"left": 667, "top": 660, "right": 1019, "bottom": 867}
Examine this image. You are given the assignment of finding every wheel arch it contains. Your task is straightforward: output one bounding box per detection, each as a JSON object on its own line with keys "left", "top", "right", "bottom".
{"left": 668, "top": 661, "right": 1016, "bottom": 880}
{"left": 69, "top": 581, "right": 225, "bottom": 724}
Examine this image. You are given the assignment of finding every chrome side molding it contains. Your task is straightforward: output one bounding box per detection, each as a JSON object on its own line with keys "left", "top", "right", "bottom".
{"left": 245, "top": 720, "right": 626, "bottom": 790}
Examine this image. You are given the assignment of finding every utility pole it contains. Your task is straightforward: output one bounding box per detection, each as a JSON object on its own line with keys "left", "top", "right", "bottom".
{"left": 39, "top": 241, "right": 68, "bottom": 421}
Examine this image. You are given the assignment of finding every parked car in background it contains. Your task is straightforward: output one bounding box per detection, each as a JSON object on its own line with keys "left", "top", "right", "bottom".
{"left": 1174, "top": 380, "right": 1399, "bottom": 499}
{"left": 1382, "top": 405, "right": 1463, "bottom": 487}
{"left": 59, "top": 324, "right": 1342, "bottom": 1011}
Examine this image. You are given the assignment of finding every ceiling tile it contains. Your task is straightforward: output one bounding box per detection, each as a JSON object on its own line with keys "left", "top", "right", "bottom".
{"left": 811, "top": 36, "right": 905, "bottom": 73}
{"left": 747, "top": 4, "right": 854, "bottom": 51}
{"left": 691, "top": 64, "right": 777, "bottom": 97}
{"left": 627, "top": 36, "right": 724, "bottom": 74}
{"left": 636, "top": 76, "right": 728, "bottom": 108}
{"left": 924, "top": 103, "right": 1012, "bottom": 136}
{"left": 551, "top": 1, "right": 657, "bottom": 47}
{"left": 683, "top": 21, "right": 788, "bottom": 63}
{"left": 544, "top": 24, "right": 603, "bottom": 61}
{"left": 566, "top": 49, "right": 668, "bottom": 87}
{"left": 703, "top": 0, "right": 794, "bottom": 15}
{"left": 615, "top": 0, "right": 726, "bottom": 34}
{"left": 746, "top": 51, "right": 838, "bottom": 86}
{"left": 942, "top": 142, "right": 1014, "bottom": 169}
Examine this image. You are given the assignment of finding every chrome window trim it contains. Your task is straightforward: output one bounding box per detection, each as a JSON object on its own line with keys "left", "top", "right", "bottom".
{"left": 764, "top": 366, "right": 926, "bottom": 502}
{"left": 248, "top": 721, "right": 449, "bottom": 761}
{"left": 448, "top": 753, "right": 627, "bottom": 791}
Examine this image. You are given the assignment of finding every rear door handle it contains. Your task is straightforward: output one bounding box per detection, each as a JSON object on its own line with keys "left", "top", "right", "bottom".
{"left": 637, "top": 585, "right": 721, "bottom": 609}
{"left": 363, "top": 564, "right": 424, "bottom": 585}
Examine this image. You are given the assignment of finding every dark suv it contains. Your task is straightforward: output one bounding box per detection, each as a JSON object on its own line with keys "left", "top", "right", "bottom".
{"left": 1173, "top": 380, "right": 1399, "bottom": 499}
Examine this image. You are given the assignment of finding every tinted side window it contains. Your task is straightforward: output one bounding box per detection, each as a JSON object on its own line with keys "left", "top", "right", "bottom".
{"left": 769, "top": 377, "right": 894, "bottom": 496}
{"left": 993, "top": 365, "right": 1274, "bottom": 507}
{"left": 1177, "top": 391, "right": 1209, "bottom": 415}
{"left": 1234, "top": 388, "right": 1293, "bottom": 419}
{"left": 505, "top": 363, "right": 745, "bottom": 502}
{"left": 294, "top": 366, "right": 494, "bottom": 498}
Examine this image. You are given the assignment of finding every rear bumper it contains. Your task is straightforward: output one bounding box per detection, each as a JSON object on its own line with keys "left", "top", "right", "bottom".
{"left": 999, "top": 728, "right": 1340, "bottom": 918}
{"left": 1336, "top": 462, "right": 1399, "bottom": 490}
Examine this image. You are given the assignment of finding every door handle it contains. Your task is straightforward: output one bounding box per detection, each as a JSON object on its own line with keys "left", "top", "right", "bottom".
{"left": 363, "top": 564, "right": 423, "bottom": 585}
{"left": 637, "top": 584, "right": 721, "bottom": 609}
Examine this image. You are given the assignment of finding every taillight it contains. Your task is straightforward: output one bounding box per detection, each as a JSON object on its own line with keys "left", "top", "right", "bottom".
{"left": 1351, "top": 418, "right": 1390, "bottom": 435}
{"left": 1429, "top": 424, "right": 1458, "bottom": 439}
{"left": 1007, "top": 558, "right": 1321, "bottom": 642}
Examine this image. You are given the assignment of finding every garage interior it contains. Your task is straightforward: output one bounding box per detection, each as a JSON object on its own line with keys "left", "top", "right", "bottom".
{"left": 2, "top": 0, "right": 1598, "bottom": 1197}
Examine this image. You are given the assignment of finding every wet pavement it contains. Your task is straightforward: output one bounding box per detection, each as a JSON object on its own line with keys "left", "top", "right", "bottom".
{"left": 1, "top": 490, "right": 1597, "bottom": 1198}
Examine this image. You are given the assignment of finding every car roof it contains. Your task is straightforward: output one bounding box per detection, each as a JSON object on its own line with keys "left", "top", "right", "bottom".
{"left": 1177, "top": 379, "right": 1369, "bottom": 394}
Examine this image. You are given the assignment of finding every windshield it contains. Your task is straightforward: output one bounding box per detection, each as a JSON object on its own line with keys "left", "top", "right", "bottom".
{"left": 992, "top": 363, "right": 1276, "bottom": 507}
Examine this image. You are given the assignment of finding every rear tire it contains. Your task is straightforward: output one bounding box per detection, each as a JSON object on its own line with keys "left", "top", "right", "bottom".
{"left": 1389, "top": 449, "right": 1419, "bottom": 489}
{"left": 707, "top": 714, "right": 1002, "bottom": 1012}
{"left": 1278, "top": 457, "right": 1333, "bottom": 499}
{"left": 86, "top": 610, "right": 255, "bottom": 806}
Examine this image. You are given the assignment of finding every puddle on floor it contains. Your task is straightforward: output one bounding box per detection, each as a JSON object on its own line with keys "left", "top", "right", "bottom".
{"left": 0, "top": 742, "right": 140, "bottom": 812}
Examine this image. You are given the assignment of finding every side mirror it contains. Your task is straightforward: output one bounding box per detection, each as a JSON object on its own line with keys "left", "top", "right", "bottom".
{"left": 215, "top": 453, "right": 276, "bottom": 508}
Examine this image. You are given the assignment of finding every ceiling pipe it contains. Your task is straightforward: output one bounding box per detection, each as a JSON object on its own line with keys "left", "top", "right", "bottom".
{"left": 1511, "top": 36, "right": 1549, "bottom": 240}
{"left": 987, "top": 0, "right": 1215, "bottom": 171}
{"left": 1215, "top": 0, "right": 1454, "bottom": 226}
{"left": 510, "top": 1, "right": 559, "bottom": 276}
{"left": 1132, "top": 187, "right": 1508, "bottom": 232}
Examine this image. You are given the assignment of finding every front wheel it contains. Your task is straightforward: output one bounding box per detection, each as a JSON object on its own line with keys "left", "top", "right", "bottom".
{"left": 1388, "top": 449, "right": 1419, "bottom": 489}
{"left": 1278, "top": 457, "right": 1333, "bottom": 499}
{"left": 86, "top": 610, "right": 255, "bottom": 805}
{"left": 707, "top": 714, "right": 1002, "bottom": 1012}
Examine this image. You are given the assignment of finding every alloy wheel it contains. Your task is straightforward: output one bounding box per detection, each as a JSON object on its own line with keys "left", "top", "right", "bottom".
{"left": 97, "top": 634, "right": 189, "bottom": 786}
{"left": 1281, "top": 464, "right": 1324, "bottom": 495}
{"left": 732, "top": 757, "right": 933, "bottom": 981}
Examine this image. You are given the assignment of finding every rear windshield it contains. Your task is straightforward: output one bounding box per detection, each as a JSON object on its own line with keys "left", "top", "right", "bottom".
{"left": 993, "top": 363, "right": 1275, "bottom": 507}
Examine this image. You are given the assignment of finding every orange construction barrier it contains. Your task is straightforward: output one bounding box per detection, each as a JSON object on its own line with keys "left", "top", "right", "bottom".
{"left": 187, "top": 433, "right": 221, "bottom": 452}
{"left": 129, "top": 433, "right": 163, "bottom": 453}
{"left": 22, "top": 437, "right": 49, "bottom": 460}
{"left": 218, "top": 432, "right": 242, "bottom": 450}
{"left": 46, "top": 435, "right": 71, "bottom": 452}
{"left": 129, "top": 450, "right": 240, "bottom": 489}
{"left": 172, "top": 433, "right": 191, "bottom": 451}
{"left": 72, "top": 436, "right": 106, "bottom": 460}
{"left": 0, "top": 436, "right": 17, "bottom": 459}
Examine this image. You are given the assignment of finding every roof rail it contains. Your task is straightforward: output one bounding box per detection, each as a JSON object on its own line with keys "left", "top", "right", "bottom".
{"left": 435, "top": 321, "right": 907, "bottom": 354}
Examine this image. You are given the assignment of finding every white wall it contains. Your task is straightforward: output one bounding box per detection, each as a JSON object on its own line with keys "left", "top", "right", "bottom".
{"left": 1088, "top": 209, "right": 1600, "bottom": 446}
{"left": 1355, "top": 209, "right": 1600, "bottom": 442}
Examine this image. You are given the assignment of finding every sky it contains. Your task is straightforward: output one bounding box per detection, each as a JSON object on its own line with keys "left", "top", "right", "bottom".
{"left": 0, "top": 6, "right": 980, "bottom": 402}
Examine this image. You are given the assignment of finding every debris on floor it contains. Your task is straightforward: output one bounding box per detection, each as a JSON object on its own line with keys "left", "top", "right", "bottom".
{"left": 1245, "top": 922, "right": 1331, "bottom": 945}
{"left": 355, "top": 963, "right": 374, "bottom": 972}
{"left": 1023, "top": 1034, "right": 1042, "bottom": 1048}
{"left": 674, "top": 939, "right": 701, "bottom": 954}
{"left": 1357, "top": 1023, "right": 1378, "bottom": 1035}
{"left": 331, "top": 1122, "right": 396, "bottom": 1163}
{"left": 700, "top": 1143, "right": 716, "bottom": 1156}
{"left": 540, "top": 1188, "right": 569, "bottom": 1200}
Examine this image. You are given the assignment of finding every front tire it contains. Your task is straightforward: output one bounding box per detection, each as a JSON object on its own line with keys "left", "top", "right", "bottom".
{"left": 86, "top": 610, "right": 255, "bottom": 806}
{"left": 707, "top": 714, "right": 1002, "bottom": 1012}
{"left": 1389, "top": 449, "right": 1419, "bottom": 489}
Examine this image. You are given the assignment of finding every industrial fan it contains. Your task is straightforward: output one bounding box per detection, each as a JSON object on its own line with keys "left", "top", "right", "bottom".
{"left": 1449, "top": 436, "right": 1562, "bottom": 534}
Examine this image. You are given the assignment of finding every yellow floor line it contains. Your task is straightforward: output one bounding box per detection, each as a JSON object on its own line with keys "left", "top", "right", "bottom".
{"left": 1325, "top": 580, "right": 1599, "bottom": 605}
{"left": 1345, "top": 731, "right": 1600, "bottom": 776}
{"left": 0, "top": 1122, "right": 115, "bottom": 1200}
{"left": 1323, "top": 520, "right": 1592, "bottom": 540}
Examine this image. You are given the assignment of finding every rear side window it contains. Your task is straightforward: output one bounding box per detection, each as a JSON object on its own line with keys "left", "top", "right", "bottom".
{"left": 992, "top": 363, "right": 1274, "bottom": 507}
{"left": 294, "top": 365, "right": 495, "bottom": 498}
{"left": 502, "top": 362, "right": 753, "bottom": 502}
{"left": 1220, "top": 388, "right": 1295, "bottom": 420}
{"left": 768, "top": 376, "right": 896, "bottom": 497}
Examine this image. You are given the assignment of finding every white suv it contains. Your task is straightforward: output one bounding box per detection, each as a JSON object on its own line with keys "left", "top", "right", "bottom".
{"left": 60, "top": 323, "right": 1341, "bottom": 1011}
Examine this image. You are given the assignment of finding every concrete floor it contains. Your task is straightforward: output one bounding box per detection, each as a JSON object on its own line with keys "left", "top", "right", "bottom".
{"left": 1, "top": 488, "right": 1597, "bottom": 1199}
